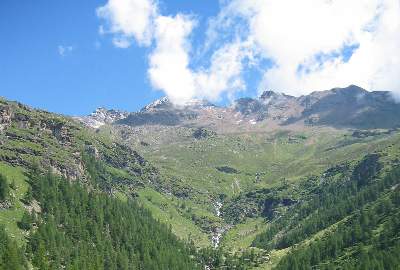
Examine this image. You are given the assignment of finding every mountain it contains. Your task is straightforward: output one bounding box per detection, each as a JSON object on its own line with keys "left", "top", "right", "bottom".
{"left": 231, "top": 85, "right": 400, "bottom": 129}
{"left": 74, "top": 107, "right": 128, "bottom": 128}
{"left": 89, "top": 85, "right": 400, "bottom": 268}
{"left": 0, "top": 98, "right": 201, "bottom": 269}
{"left": 116, "top": 97, "right": 216, "bottom": 127}
{"left": 78, "top": 85, "right": 400, "bottom": 131}
{"left": 291, "top": 85, "right": 400, "bottom": 128}
{"left": 1, "top": 85, "right": 400, "bottom": 269}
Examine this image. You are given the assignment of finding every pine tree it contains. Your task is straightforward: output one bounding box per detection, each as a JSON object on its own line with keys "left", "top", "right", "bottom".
{"left": 17, "top": 212, "right": 33, "bottom": 231}
{"left": 3, "top": 241, "right": 24, "bottom": 270}
{"left": 0, "top": 174, "right": 9, "bottom": 201}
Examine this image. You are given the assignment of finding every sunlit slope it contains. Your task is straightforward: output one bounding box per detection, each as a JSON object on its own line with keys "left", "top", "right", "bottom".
{"left": 112, "top": 121, "right": 400, "bottom": 251}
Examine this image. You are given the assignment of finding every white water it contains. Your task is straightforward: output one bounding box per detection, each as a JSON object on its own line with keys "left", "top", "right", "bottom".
{"left": 211, "top": 228, "right": 224, "bottom": 248}
{"left": 211, "top": 201, "right": 224, "bottom": 248}
{"left": 214, "top": 201, "right": 223, "bottom": 217}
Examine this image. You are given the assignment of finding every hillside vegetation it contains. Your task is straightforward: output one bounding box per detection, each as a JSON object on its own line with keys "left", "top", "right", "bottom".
{"left": 1, "top": 88, "right": 400, "bottom": 269}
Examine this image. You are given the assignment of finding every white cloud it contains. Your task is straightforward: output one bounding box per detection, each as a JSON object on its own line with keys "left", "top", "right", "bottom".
{"left": 97, "top": 0, "right": 251, "bottom": 105}
{"left": 217, "top": 0, "right": 400, "bottom": 96}
{"left": 58, "top": 45, "right": 74, "bottom": 57}
{"left": 148, "top": 14, "right": 197, "bottom": 105}
{"left": 97, "top": 0, "right": 400, "bottom": 102}
{"left": 193, "top": 39, "right": 254, "bottom": 102}
{"left": 148, "top": 14, "right": 251, "bottom": 105}
{"left": 97, "top": 0, "right": 157, "bottom": 46}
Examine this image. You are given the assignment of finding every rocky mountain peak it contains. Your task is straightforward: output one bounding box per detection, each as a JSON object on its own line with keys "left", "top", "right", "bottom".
{"left": 233, "top": 98, "right": 265, "bottom": 116}
{"left": 120, "top": 98, "right": 215, "bottom": 127}
{"left": 77, "top": 85, "right": 400, "bottom": 130}
{"left": 259, "top": 90, "right": 279, "bottom": 100}
{"left": 259, "top": 90, "right": 295, "bottom": 105}
{"left": 140, "top": 97, "right": 171, "bottom": 112}
{"left": 332, "top": 85, "right": 368, "bottom": 95}
{"left": 75, "top": 107, "right": 128, "bottom": 129}
{"left": 140, "top": 97, "right": 215, "bottom": 113}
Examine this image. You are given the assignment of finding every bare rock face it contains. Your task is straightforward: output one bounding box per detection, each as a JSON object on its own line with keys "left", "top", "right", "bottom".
{"left": 48, "top": 159, "right": 85, "bottom": 180}
{"left": 140, "top": 97, "right": 171, "bottom": 112}
{"left": 118, "top": 97, "right": 214, "bottom": 127}
{"left": 79, "top": 85, "right": 400, "bottom": 133}
{"left": 290, "top": 85, "right": 400, "bottom": 129}
{"left": 75, "top": 107, "right": 128, "bottom": 128}
{"left": 193, "top": 127, "right": 216, "bottom": 139}
{"left": 232, "top": 85, "right": 400, "bottom": 129}
{"left": 233, "top": 98, "right": 266, "bottom": 120}
{"left": 0, "top": 105, "right": 12, "bottom": 131}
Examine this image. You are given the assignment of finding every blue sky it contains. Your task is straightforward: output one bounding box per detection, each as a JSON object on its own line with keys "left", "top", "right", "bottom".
{"left": 1, "top": 0, "right": 399, "bottom": 115}
{"left": 0, "top": 1, "right": 225, "bottom": 115}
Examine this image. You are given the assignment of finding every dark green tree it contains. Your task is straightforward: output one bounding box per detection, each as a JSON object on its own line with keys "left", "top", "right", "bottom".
{"left": 0, "top": 174, "right": 9, "bottom": 201}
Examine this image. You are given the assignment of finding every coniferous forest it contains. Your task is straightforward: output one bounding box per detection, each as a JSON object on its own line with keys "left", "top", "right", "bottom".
{"left": 0, "top": 155, "right": 201, "bottom": 269}
{"left": 253, "top": 156, "right": 400, "bottom": 270}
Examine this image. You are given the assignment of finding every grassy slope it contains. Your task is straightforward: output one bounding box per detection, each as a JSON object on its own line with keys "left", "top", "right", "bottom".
{"left": 136, "top": 128, "right": 382, "bottom": 198}
{"left": 137, "top": 187, "right": 211, "bottom": 247}
{"left": 123, "top": 126, "right": 400, "bottom": 255}
{"left": 222, "top": 217, "right": 268, "bottom": 251}
{"left": 0, "top": 163, "right": 28, "bottom": 245}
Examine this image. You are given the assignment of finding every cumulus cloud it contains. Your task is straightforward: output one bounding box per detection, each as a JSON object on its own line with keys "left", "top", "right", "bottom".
{"left": 216, "top": 0, "right": 400, "bottom": 96}
{"left": 147, "top": 14, "right": 197, "bottom": 104}
{"left": 148, "top": 14, "right": 252, "bottom": 104}
{"left": 193, "top": 39, "right": 254, "bottom": 102}
{"left": 97, "top": 0, "right": 251, "bottom": 105}
{"left": 97, "top": 0, "right": 157, "bottom": 46}
{"left": 97, "top": 0, "right": 400, "bottom": 102}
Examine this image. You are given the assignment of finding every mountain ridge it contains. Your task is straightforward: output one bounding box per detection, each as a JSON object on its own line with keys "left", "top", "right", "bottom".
{"left": 77, "top": 85, "right": 400, "bottom": 130}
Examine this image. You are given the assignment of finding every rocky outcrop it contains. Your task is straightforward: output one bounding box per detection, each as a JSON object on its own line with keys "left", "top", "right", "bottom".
{"left": 46, "top": 157, "right": 85, "bottom": 180}
{"left": 234, "top": 98, "right": 266, "bottom": 119}
{"left": 0, "top": 105, "right": 12, "bottom": 131}
{"left": 222, "top": 188, "right": 296, "bottom": 224}
{"left": 193, "top": 128, "right": 216, "bottom": 139}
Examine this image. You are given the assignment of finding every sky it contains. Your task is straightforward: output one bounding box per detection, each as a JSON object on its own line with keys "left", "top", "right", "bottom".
{"left": 1, "top": 0, "right": 399, "bottom": 115}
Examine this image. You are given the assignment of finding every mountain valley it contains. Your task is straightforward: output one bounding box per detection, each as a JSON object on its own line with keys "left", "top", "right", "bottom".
{"left": 1, "top": 85, "right": 400, "bottom": 269}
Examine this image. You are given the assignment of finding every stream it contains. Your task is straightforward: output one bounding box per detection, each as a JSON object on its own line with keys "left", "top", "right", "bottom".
{"left": 211, "top": 201, "right": 224, "bottom": 248}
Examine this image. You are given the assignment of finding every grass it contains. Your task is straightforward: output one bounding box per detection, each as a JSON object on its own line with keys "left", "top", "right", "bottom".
{"left": 252, "top": 248, "right": 291, "bottom": 270}
{"left": 0, "top": 163, "right": 29, "bottom": 245}
{"left": 137, "top": 187, "right": 211, "bottom": 247}
{"left": 138, "top": 128, "right": 344, "bottom": 198}
{"left": 222, "top": 217, "right": 268, "bottom": 251}
{"left": 128, "top": 126, "right": 400, "bottom": 250}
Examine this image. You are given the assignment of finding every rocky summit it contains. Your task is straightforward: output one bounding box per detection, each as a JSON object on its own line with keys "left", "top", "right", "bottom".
{"left": 78, "top": 85, "right": 400, "bottom": 131}
{"left": 75, "top": 107, "right": 128, "bottom": 128}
